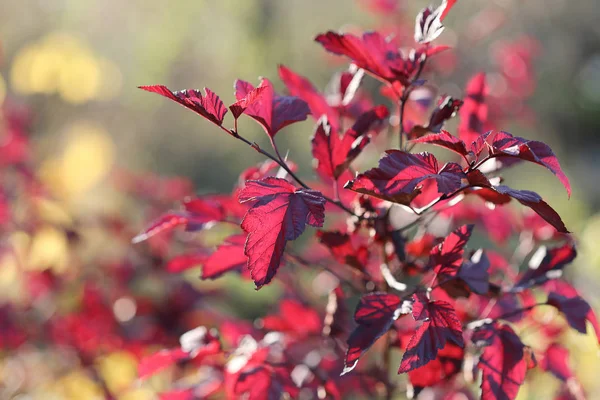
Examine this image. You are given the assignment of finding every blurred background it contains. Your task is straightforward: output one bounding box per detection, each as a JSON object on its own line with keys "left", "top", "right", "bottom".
{"left": 0, "top": 0, "right": 599, "bottom": 399}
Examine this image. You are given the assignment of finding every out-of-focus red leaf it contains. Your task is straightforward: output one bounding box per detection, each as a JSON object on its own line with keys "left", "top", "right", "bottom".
{"left": 317, "top": 230, "right": 369, "bottom": 270}
{"left": 262, "top": 299, "right": 322, "bottom": 337}
{"left": 138, "top": 348, "right": 188, "bottom": 379}
{"left": 233, "top": 78, "right": 310, "bottom": 137}
{"left": 239, "top": 177, "right": 326, "bottom": 288}
{"left": 513, "top": 243, "right": 576, "bottom": 291}
{"left": 278, "top": 65, "right": 339, "bottom": 130}
{"left": 139, "top": 85, "right": 227, "bottom": 126}
{"left": 323, "top": 286, "right": 348, "bottom": 338}
{"left": 312, "top": 106, "right": 388, "bottom": 180}
{"left": 343, "top": 292, "right": 405, "bottom": 374}
{"left": 202, "top": 234, "right": 248, "bottom": 280}
{"left": 166, "top": 253, "right": 208, "bottom": 273}
{"left": 458, "top": 73, "right": 488, "bottom": 145}
{"left": 407, "top": 342, "right": 464, "bottom": 394}
{"left": 547, "top": 293, "right": 599, "bottom": 338}
{"left": 540, "top": 344, "right": 574, "bottom": 382}
{"left": 472, "top": 322, "right": 529, "bottom": 400}
{"left": 486, "top": 131, "right": 571, "bottom": 196}
{"left": 315, "top": 31, "right": 417, "bottom": 86}
{"left": 399, "top": 294, "right": 464, "bottom": 372}
{"left": 345, "top": 151, "right": 465, "bottom": 205}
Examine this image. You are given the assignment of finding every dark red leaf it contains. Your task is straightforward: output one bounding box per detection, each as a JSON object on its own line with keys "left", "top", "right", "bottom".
{"left": 472, "top": 322, "right": 529, "bottom": 400}
{"left": 487, "top": 131, "right": 571, "bottom": 196}
{"left": 458, "top": 73, "right": 488, "bottom": 145}
{"left": 540, "top": 343, "right": 574, "bottom": 382}
{"left": 278, "top": 65, "right": 338, "bottom": 130}
{"left": 513, "top": 242, "right": 576, "bottom": 291}
{"left": 315, "top": 31, "right": 416, "bottom": 85}
{"left": 139, "top": 85, "right": 227, "bottom": 126}
{"left": 239, "top": 177, "right": 326, "bottom": 288}
{"left": 430, "top": 224, "right": 474, "bottom": 278}
{"left": 317, "top": 230, "right": 369, "bottom": 270}
{"left": 234, "top": 365, "right": 284, "bottom": 400}
{"left": 345, "top": 151, "right": 465, "bottom": 205}
{"left": 407, "top": 343, "right": 464, "bottom": 394}
{"left": 234, "top": 78, "right": 310, "bottom": 137}
{"left": 229, "top": 85, "right": 268, "bottom": 119}
{"left": 312, "top": 106, "right": 389, "bottom": 180}
{"left": 457, "top": 249, "right": 490, "bottom": 295}
{"left": 411, "top": 130, "right": 469, "bottom": 159}
{"left": 202, "top": 234, "right": 248, "bottom": 280}
{"left": 493, "top": 185, "right": 568, "bottom": 233}
{"left": 427, "top": 97, "right": 463, "bottom": 133}
{"left": 399, "top": 294, "right": 464, "bottom": 372}
{"left": 547, "top": 293, "right": 596, "bottom": 335}
{"left": 343, "top": 292, "right": 405, "bottom": 374}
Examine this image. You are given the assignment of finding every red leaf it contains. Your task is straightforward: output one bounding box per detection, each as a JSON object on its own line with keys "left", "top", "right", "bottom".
{"left": 239, "top": 177, "right": 326, "bottom": 288}
{"left": 132, "top": 196, "right": 226, "bottom": 243}
{"left": 202, "top": 234, "right": 248, "bottom": 280}
{"left": 540, "top": 343, "right": 574, "bottom": 382}
{"left": 487, "top": 131, "right": 571, "bottom": 196}
{"left": 458, "top": 73, "right": 488, "bottom": 145}
{"left": 315, "top": 31, "right": 416, "bottom": 85}
{"left": 278, "top": 65, "right": 338, "bottom": 130}
{"left": 167, "top": 253, "right": 208, "bottom": 273}
{"left": 343, "top": 292, "right": 405, "bottom": 374}
{"left": 262, "top": 299, "right": 322, "bottom": 337}
{"left": 427, "top": 97, "right": 463, "bottom": 132}
{"left": 229, "top": 85, "right": 268, "bottom": 119}
{"left": 407, "top": 343, "right": 464, "bottom": 393}
{"left": 139, "top": 85, "right": 227, "bottom": 126}
{"left": 411, "top": 130, "right": 469, "bottom": 159}
{"left": 457, "top": 249, "right": 490, "bottom": 295}
{"left": 345, "top": 151, "right": 465, "bottom": 205}
{"left": 491, "top": 185, "right": 568, "bottom": 233}
{"left": 513, "top": 242, "right": 576, "bottom": 291}
{"left": 312, "top": 106, "right": 388, "bottom": 180}
{"left": 138, "top": 348, "right": 188, "bottom": 379}
{"left": 547, "top": 293, "right": 597, "bottom": 336}
{"left": 399, "top": 294, "right": 464, "bottom": 372}
{"left": 439, "top": 0, "right": 458, "bottom": 21}
{"left": 430, "top": 224, "right": 473, "bottom": 278}
{"left": 472, "top": 322, "right": 529, "bottom": 400}
{"left": 317, "top": 230, "right": 369, "bottom": 270}
{"left": 234, "top": 78, "right": 310, "bottom": 137}
{"left": 132, "top": 213, "right": 188, "bottom": 244}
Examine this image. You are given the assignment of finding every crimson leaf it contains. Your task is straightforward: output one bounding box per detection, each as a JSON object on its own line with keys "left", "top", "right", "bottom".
{"left": 312, "top": 106, "right": 388, "bottom": 180}
{"left": 345, "top": 151, "right": 465, "bottom": 205}
{"left": 430, "top": 224, "right": 474, "bottom": 278}
{"left": 233, "top": 78, "right": 310, "bottom": 138}
{"left": 317, "top": 230, "right": 369, "bottom": 270}
{"left": 513, "top": 243, "right": 576, "bottom": 291}
{"left": 487, "top": 131, "right": 571, "bottom": 196}
{"left": 343, "top": 292, "right": 405, "bottom": 374}
{"left": 399, "top": 294, "right": 464, "bottom": 372}
{"left": 278, "top": 65, "right": 338, "bottom": 130}
{"left": 540, "top": 343, "right": 574, "bottom": 382}
{"left": 315, "top": 31, "right": 416, "bottom": 85}
{"left": 411, "top": 130, "right": 469, "bottom": 160}
{"left": 229, "top": 84, "right": 268, "bottom": 120}
{"left": 202, "top": 234, "right": 248, "bottom": 280}
{"left": 407, "top": 343, "right": 464, "bottom": 395}
{"left": 139, "top": 85, "right": 227, "bottom": 126}
{"left": 472, "top": 322, "right": 530, "bottom": 400}
{"left": 547, "top": 293, "right": 597, "bottom": 336}
{"left": 458, "top": 73, "right": 488, "bottom": 145}
{"left": 239, "top": 177, "right": 325, "bottom": 288}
